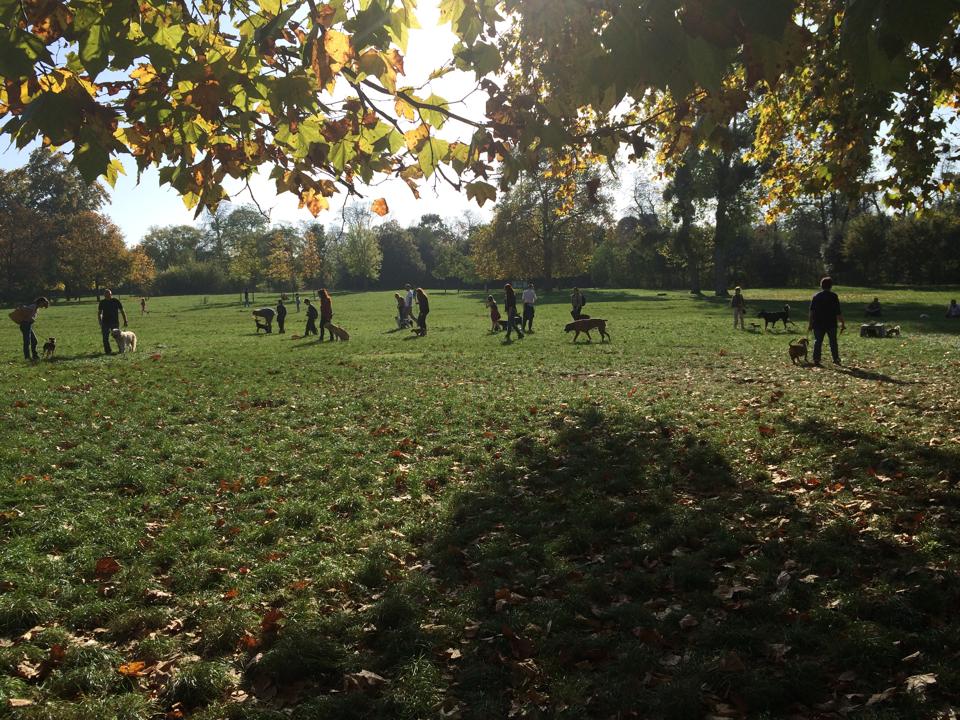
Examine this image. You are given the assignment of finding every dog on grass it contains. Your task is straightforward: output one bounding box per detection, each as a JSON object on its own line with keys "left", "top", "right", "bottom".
{"left": 564, "top": 318, "right": 610, "bottom": 343}
{"left": 886, "top": 325, "right": 901, "bottom": 338}
{"left": 788, "top": 337, "right": 808, "bottom": 365}
{"left": 42, "top": 337, "right": 56, "bottom": 359}
{"left": 110, "top": 327, "right": 138, "bottom": 353}
{"left": 324, "top": 322, "right": 350, "bottom": 341}
{"left": 757, "top": 305, "right": 793, "bottom": 331}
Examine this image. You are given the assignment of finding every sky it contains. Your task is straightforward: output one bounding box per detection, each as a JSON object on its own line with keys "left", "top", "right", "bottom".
{"left": 0, "top": 2, "right": 503, "bottom": 244}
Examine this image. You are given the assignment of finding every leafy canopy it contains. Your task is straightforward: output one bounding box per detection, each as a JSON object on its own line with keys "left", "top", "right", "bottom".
{"left": 1, "top": 0, "right": 957, "bottom": 215}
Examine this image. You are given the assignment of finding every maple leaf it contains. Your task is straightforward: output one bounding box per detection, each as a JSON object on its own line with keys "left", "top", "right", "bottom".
{"left": 94, "top": 556, "right": 121, "bottom": 579}
{"left": 118, "top": 660, "right": 148, "bottom": 677}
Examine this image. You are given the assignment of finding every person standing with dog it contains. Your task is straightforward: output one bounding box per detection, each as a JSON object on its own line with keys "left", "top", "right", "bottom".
{"left": 97, "top": 289, "right": 128, "bottom": 355}
{"left": 318, "top": 289, "right": 334, "bottom": 341}
{"left": 303, "top": 298, "right": 319, "bottom": 336}
{"left": 10, "top": 296, "right": 49, "bottom": 361}
{"left": 571, "top": 287, "right": 586, "bottom": 320}
{"left": 731, "top": 286, "right": 746, "bottom": 329}
{"left": 414, "top": 288, "right": 430, "bottom": 336}
{"left": 808, "top": 277, "right": 846, "bottom": 367}
{"left": 503, "top": 283, "right": 524, "bottom": 340}
{"left": 276, "top": 298, "right": 287, "bottom": 334}
{"left": 521, "top": 282, "right": 537, "bottom": 332}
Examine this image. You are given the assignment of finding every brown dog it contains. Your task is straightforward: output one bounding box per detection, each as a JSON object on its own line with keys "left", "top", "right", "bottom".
{"left": 788, "top": 337, "right": 808, "bottom": 365}
{"left": 564, "top": 318, "right": 610, "bottom": 342}
{"left": 324, "top": 322, "right": 350, "bottom": 341}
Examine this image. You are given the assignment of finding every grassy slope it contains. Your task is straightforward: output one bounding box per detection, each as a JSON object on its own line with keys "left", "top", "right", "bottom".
{"left": 1, "top": 287, "right": 959, "bottom": 720}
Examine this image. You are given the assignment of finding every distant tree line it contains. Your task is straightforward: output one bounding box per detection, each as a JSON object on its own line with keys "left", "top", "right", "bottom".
{"left": 2, "top": 148, "right": 958, "bottom": 302}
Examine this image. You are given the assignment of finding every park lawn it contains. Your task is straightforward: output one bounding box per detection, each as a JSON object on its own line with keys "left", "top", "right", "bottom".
{"left": 1, "top": 286, "right": 959, "bottom": 720}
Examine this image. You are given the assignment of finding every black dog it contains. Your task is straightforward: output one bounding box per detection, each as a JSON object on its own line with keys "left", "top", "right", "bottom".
{"left": 757, "top": 304, "right": 793, "bottom": 331}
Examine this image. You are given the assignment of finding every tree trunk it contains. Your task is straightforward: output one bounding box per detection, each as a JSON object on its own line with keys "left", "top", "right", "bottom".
{"left": 713, "top": 194, "right": 731, "bottom": 296}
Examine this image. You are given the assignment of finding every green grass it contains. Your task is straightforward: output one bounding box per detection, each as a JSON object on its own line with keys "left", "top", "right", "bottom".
{"left": 1, "top": 286, "right": 959, "bottom": 719}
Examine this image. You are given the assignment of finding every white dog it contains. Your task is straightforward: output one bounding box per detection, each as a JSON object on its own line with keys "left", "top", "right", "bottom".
{"left": 111, "top": 327, "right": 138, "bottom": 353}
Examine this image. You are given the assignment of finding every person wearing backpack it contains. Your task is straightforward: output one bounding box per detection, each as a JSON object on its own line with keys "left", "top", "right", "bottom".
{"left": 9, "top": 297, "right": 50, "bottom": 361}
{"left": 571, "top": 287, "right": 586, "bottom": 320}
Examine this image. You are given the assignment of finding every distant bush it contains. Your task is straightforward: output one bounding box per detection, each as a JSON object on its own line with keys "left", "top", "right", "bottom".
{"left": 153, "top": 261, "right": 231, "bottom": 296}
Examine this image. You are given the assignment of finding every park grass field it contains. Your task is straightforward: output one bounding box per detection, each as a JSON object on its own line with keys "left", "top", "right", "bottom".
{"left": 1, "top": 286, "right": 959, "bottom": 720}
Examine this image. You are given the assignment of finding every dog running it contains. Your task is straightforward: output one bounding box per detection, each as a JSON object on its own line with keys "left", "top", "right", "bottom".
{"left": 564, "top": 318, "right": 610, "bottom": 343}
{"left": 757, "top": 304, "right": 793, "bottom": 331}
{"left": 788, "top": 337, "right": 808, "bottom": 365}
{"left": 42, "top": 337, "right": 56, "bottom": 359}
{"left": 111, "top": 327, "right": 138, "bottom": 353}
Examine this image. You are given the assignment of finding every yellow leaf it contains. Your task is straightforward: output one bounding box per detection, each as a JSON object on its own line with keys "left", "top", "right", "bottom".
{"left": 395, "top": 97, "right": 415, "bottom": 121}
{"left": 118, "top": 661, "right": 147, "bottom": 677}
{"left": 371, "top": 198, "right": 389, "bottom": 216}
{"left": 404, "top": 124, "right": 429, "bottom": 152}
{"left": 324, "top": 30, "right": 353, "bottom": 67}
{"left": 299, "top": 188, "right": 330, "bottom": 216}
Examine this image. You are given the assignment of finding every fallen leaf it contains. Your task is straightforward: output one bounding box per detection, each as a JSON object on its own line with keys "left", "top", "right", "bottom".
{"left": 118, "top": 661, "right": 148, "bottom": 677}
{"left": 343, "top": 669, "right": 387, "bottom": 693}
{"left": 905, "top": 673, "right": 937, "bottom": 695}
{"left": 8, "top": 699, "right": 33, "bottom": 708}
{"left": 94, "top": 557, "right": 122, "bottom": 579}
{"left": 679, "top": 614, "right": 699, "bottom": 629}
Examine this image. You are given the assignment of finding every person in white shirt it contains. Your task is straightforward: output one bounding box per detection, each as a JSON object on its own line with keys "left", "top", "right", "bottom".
{"left": 521, "top": 282, "right": 537, "bottom": 332}
{"left": 404, "top": 284, "right": 415, "bottom": 324}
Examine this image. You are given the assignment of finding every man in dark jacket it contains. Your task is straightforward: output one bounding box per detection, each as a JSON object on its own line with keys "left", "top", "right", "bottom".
{"left": 276, "top": 299, "right": 287, "bottom": 334}
{"left": 304, "top": 298, "right": 319, "bottom": 336}
{"left": 808, "top": 277, "right": 846, "bottom": 367}
{"left": 97, "top": 289, "right": 128, "bottom": 354}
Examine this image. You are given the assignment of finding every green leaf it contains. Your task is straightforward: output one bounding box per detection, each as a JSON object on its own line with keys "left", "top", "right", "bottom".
{"left": 152, "top": 24, "right": 185, "bottom": 51}
{"left": 466, "top": 180, "right": 496, "bottom": 207}
{"left": 419, "top": 93, "right": 449, "bottom": 130}
{"left": 0, "top": 28, "right": 52, "bottom": 76}
{"left": 417, "top": 137, "right": 449, "bottom": 178}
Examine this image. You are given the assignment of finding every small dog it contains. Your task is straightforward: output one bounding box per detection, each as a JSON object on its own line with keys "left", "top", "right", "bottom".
{"left": 254, "top": 319, "right": 272, "bottom": 333}
{"left": 324, "top": 322, "right": 350, "bottom": 341}
{"left": 886, "top": 325, "right": 901, "bottom": 338}
{"left": 42, "top": 337, "right": 56, "bottom": 358}
{"left": 111, "top": 327, "right": 138, "bottom": 353}
{"left": 564, "top": 318, "right": 610, "bottom": 342}
{"left": 788, "top": 337, "right": 808, "bottom": 365}
{"left": 757, "top": 305, "right": 792, "bottom": 331}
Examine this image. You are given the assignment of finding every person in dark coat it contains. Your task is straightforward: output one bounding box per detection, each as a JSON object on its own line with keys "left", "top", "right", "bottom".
{"left": 503, "top": 283, "right": 523, "bottom": 340}
{"left": 808, "top": 277, "right": 846, "bottom": 367}
{"left": 98, "top": 289, "right": 128, "bottom": 354}
{"left": 276, "top": 298, "right": 287, "bottom": 334}
{"left": 413, "top": 288, "right": 429, "bottom": 336}
{"left": 304, "top": 298, "right": 319, "bottom": 335}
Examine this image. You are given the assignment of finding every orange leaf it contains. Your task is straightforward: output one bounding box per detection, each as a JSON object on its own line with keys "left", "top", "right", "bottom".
{"left": 118, "top": 661, "right": 147, "bottom": 677}
{"left": 223, "top": 588, "right": 239, "bottom": 601}
{"left": 261, "top": 608, "right": 284, "bottom": 633}
{"left": 757, "top": 425, "right": 776, "bottom": 436}
{"left": 371, "top": 198, "right": 389, "bottom": 216}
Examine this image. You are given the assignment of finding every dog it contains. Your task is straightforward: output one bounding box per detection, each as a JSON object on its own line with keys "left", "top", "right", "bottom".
{"left": 254, "top": 319, "right": 272, "bottom": 333}
{"left": 324, "top": 322, "right": 350, "bottom": 341}
{"left": 42, "top": 337, "right": 56, "bottom": 358}
{"left": 886, "top": 325, "right": 901, "bottom": 338}
{"left": 564, "top": 318, "right": 610, "bottom": 342}
{"left": 757, "top": 305, "right": 793, "bottom": 331}
{"left": 788, "top": 337, "right": 808, "bottom": 365}
{"left": 110, "top": 327, "right": 138, "bottom": 353}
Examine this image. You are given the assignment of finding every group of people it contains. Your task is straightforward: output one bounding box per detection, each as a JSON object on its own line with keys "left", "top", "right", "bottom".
{"left": 393, "top": 285, "right": 430, "bottom": 336}
{"left": 252, "top": 290, "right": 338, "bottom": 340}
{"left": 485, "top": 283, "right": 588, "bottom": 341}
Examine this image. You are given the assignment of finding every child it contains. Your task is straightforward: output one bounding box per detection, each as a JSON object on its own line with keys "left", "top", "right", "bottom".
{"left": 487, "top": 295, "right": 501, "bottom": 332}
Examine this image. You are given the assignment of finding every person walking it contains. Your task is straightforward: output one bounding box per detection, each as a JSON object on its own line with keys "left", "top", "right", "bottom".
{"left": 571, "top": 287, "right": 586, "bottom": 320}
{"left": 318, "top": 289, "right": 333, "bottom": 341}
{"left": 521, "top": 282, "right": 537, "bottom": 332}
{"left": 10, "top": 296, "right": 49, "bottom": 361}
{"left": 503, "top": 283, "right": 524, "bottom": 340}
{"left": 414, "top": 288, "right": 430, "bottom": 336}
{"left": 243, "top": 289, "right": 250, "bottom": 307}
{"left": 808, "top": 277, "right": 846, "bottom": 367}
{"left": 303, "top": 298, "right": 319, "bottom": 336}
{"left": 98, "top": 289, "right": 128, "bottom": 355}
{"left": 394, "top": 292, "right": 407, "bottom": 328}
{"left": 404, "top": 284, "right": 415, "bottom": 324}
{"left": 487, "top": 295, "right": 501, "bottom": 332}
{"left": 276, "top": 298, "right": 287, "bottom": 334}
{"left": 295, "top": 293, "right": 301, "bottom": 313}
{"left": 731, "top": 286, "right": 746, "bottom": 329}
{"left": 140, "top": 297, "right": 148, "bottom": 316}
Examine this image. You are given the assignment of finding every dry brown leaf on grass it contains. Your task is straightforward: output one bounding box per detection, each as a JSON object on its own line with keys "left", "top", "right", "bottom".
{"left": 94, "top": 556, "right": 121, "bottom": 579}
{"left": 343, "top": 669, "right": 387, "bottom": 693}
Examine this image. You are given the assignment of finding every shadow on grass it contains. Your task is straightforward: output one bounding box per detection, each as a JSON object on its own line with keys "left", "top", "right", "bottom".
{"left": 833, "top": 365, "right": 917, "bottom": 385}
{"left": 410, "top": 404, "right": 958, "bottom": 719}
{"left": 459, "top": 290, "right": 674, "bottom": 307}
{"left": 48, "top": 352, "right": 104, "bottom": 362}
